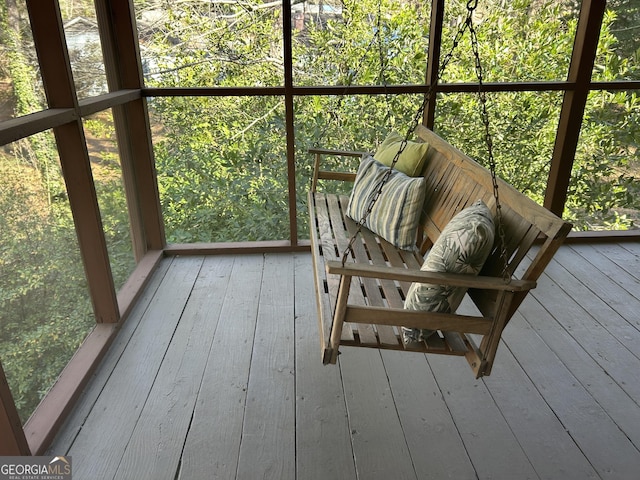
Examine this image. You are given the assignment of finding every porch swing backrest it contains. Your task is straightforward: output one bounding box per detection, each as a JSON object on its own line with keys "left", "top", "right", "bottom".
{"left": 414, "top": 124, "right": 570, "bottom": 302}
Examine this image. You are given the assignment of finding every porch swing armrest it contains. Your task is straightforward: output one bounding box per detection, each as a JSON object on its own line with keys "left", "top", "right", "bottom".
{"left": 325, "top": 261, "right": 536, "bottom": 292}
{"left": 309, "top": 148, "right": 369, "bottom": 192}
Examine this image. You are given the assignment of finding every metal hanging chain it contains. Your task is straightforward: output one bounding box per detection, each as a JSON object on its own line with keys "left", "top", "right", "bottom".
{"left": 466, "top": 3, "right": 510, "bottom": 282}
{"left": 341, "top": 1, "right": 476, "bottom": 265}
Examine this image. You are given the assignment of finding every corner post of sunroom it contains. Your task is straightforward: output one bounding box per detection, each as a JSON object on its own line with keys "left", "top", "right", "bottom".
{"left": 545, "top": 0, "right": 606, "bottom": 216}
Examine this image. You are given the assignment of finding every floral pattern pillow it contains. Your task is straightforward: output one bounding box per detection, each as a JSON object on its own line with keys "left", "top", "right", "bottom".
{"left": 402, "top": 200, "right": 495, "bottom": 343}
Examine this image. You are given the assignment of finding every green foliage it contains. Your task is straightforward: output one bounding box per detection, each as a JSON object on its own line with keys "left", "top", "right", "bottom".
{"left": 0, "top": 158, "right": 94, "bottom": 422}
{"left": 293, "top": 0, "right": 430, "bottom": 86}
{"left": 0, "top": 128, "right": 134, "bottom": 422}
{"left": 568, "top": 89, "right": 640, "bottom": 229}
{"left": 152, "top": 95, "right": 289, "bottom": 242}
{"left": 433, "top": 1, "right": 638, "bottom": 229}
{"left": 604, "top": 0, "right": 640, "bottom": 80}
{"left": 0, "top": 3, "right": 45, "bottom": 116}
{"left": 144, "top": 0, "right": 638, "bottom": 239}
{"left": 84, "top": 113, "right": 137, "bottom": 289}
{"left": 145, "top": 0, "right": 432, "bottom": 242}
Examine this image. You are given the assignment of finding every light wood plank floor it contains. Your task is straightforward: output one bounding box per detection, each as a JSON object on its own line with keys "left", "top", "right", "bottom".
{"left": 49, "top": 244, "right": 640, "bottom": 479}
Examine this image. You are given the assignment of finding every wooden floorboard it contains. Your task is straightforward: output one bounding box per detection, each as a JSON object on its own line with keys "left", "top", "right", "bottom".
{"left": 565, "top": 244, "right": 640, "bottom": 333}
{"left": 46, "top": 256, "right": 174, "bottom": 455}
{"left": 339, "top": 347, "right": 418, "bottom": 480}
{"left": 63, "top": 256, "right": 204, "bottom": 479}
{"left": 381, "top": 350, "right": 477, "bottom": 480}
{"left": 503, "top": 307, "right": 639, "bottom": 480}
{"left": 178, "top": 254, "right": 264, "bottom": 480}
{"left": 48, "top": 244, "right": 640, "bottom": 480}
{"left": 516, "top": 294, "right": 640, "bottom": 449}
{"left": 236, "top": 253, "right": 296, "bottom": 480}
{"left": 598, "top": 243, "right": 640, "bottom": 281}
{"left": 481, "top": 338, "right": 599, "bottom": 480}
{"left": 114, "top": 256, "right": 234, "bottom": 479}
{"left": 532, "top": 259, "right": 640, "bottom": 403}
{"left": 294, "top": 254, "right": 357, "bottom": 480}
{"left": 428, "top": 353, "right": 540, "bottom": 480}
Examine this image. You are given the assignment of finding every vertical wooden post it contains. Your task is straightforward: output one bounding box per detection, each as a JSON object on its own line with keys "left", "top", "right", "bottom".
{"left": 95, "top": 0, "right": 166, "bottom": 256}
{"left": 544, "top": 0, "right": 606, "bottom": 215}
{"left": 283, "top": 0, "right": 298, "bottom": 246}
{"left": 0, "top": 361, "right": 30, "bottom": 455}
{"left": 423, "top": 0, "right": 445, "bottom": 129}
{"left": 26, "top": 0, "right": 119, "bottom": 323}
{"left": 329, "top": 275, "right": 352, "bottom": 364}
{"left": 311, "top": 152, "right": 321, "bottom": 193}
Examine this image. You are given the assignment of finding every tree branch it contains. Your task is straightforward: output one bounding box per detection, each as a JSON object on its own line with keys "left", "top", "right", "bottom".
{"left": 231, "top": 103, "right": 281, "bottom": 141}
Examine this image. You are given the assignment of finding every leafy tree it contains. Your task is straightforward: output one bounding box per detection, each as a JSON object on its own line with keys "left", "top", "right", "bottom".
{"left": 142, "top": 0, "right": 638, "bottom": 237}
{"left": 605, "top": 0, "right": 640, "bottom": 79}
{"left": 0, "top": 152, "right": 95, "bottom": 421}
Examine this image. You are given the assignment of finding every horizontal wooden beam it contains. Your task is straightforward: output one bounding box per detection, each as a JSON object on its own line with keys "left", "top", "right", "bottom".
{"left": 164, "top": 240, "right": 310, "bottom": 256}
{"left": 0, "top": 109, "right": 76, "bottom": 146}
{"left": 143, "top": 86, "right": 286, "bottom": 97}
{"left": 5, "top": 83, "right": 630, "bottom": 150}
{"left": 0, "top": 93, "right": 145, "bottom": 148}
{"left": 143, "top": 81, "right": 577, "bottom": 99}
{"left": 308, "top": 147, "right": 367, "bottom": 157}
{"left": 566, "top": 229, "right": 640, "bottom": 243}
{"left": 325, "top": 261, "right": 536, "bottom": 292}
{"left": 162, "top": 233, "right": 640, "bottom": 254}
{"left": 317, "top": 171, "right": 357, "bottom": 183}
{"left": 591, "top": 81, "right": 640, "bottom": 90}
{"left": 0, "top": 91, "right": 144, "bottom": 147}
{"left": 344, "top": 305, "right": 492, "bottom": 335}
{"left": 78, "top": 89, "right": 142, "bottom": 117}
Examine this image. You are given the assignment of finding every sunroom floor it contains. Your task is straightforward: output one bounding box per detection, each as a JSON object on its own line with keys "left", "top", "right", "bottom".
{"left": 49, "top": 244, "right": 640, "bottom": 480}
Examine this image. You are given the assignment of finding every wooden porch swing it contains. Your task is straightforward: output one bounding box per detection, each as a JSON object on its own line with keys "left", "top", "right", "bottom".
{"left": 307, "top": 1, "right": 572, "bottom": 378}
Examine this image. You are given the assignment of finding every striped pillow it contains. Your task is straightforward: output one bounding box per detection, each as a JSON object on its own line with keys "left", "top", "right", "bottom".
{"left": 346, "top": 155, "right": 426, "bottom": 250}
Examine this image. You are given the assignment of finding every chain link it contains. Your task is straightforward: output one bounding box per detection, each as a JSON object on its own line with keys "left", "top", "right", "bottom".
{"left": 467, "top": 14, "right": 510, "bottom": 282}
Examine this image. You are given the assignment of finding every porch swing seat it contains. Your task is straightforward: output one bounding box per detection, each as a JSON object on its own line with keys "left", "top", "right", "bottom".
{"left": 308, "top": 125, "right": 572, "bottom": 378}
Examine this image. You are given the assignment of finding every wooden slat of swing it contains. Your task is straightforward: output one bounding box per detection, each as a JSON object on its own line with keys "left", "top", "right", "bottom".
{"left": 326, "top": 194, "right": 378, "bottom": 345}
{"left": 312, "top": 193, "right": 355, "bottom": 344}
{"left": 365, "top": 228, "right": 460, "bottom": 353}
{"left": 311, "top": 191, "right": 472, "bottom": 357}
{"left": 343, "top": 217, "right": 399, "bottom": 347}
{"left": 345, "top": 210, "right": 408, "bottom": 345}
